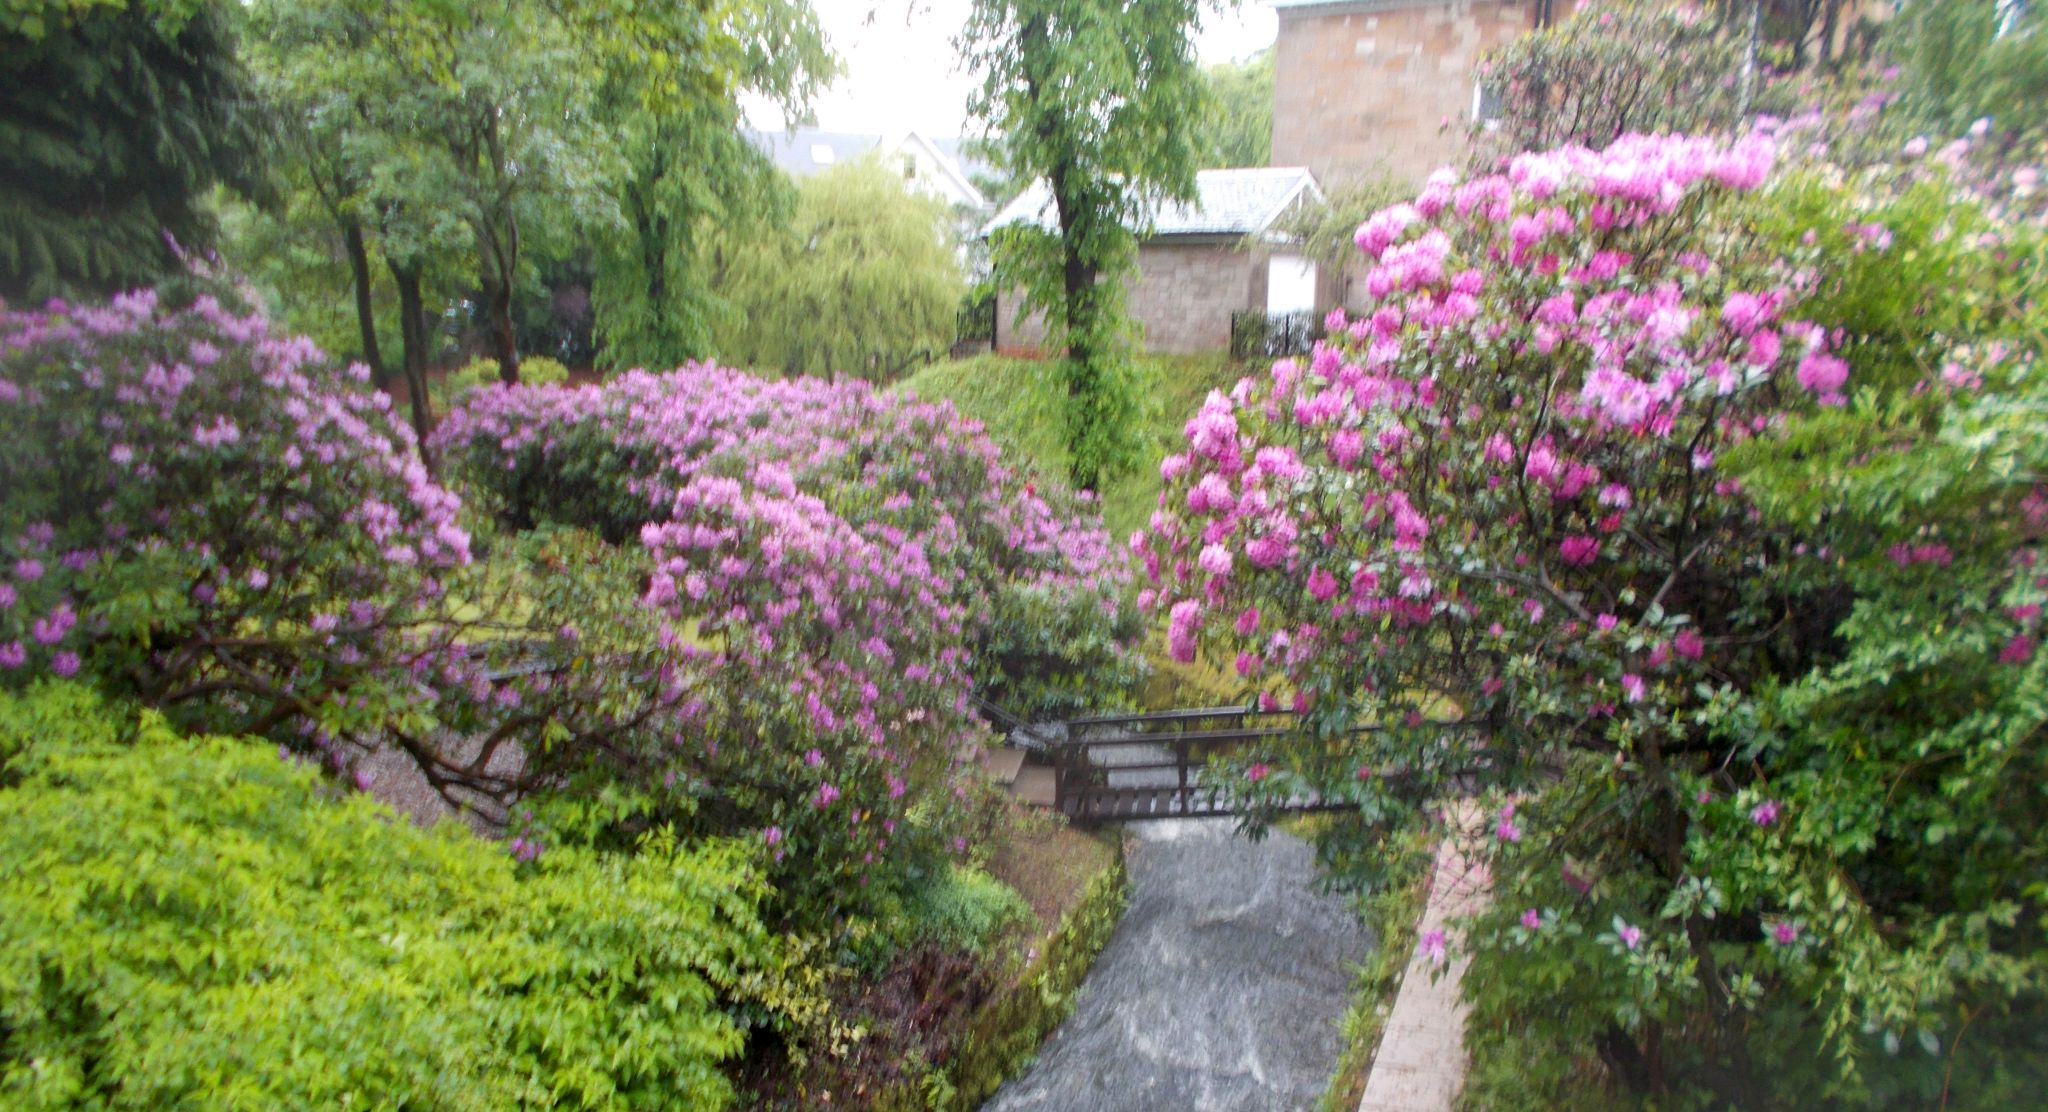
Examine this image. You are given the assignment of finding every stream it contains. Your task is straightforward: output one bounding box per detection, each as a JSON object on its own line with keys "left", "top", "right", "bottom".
{"left": 983, "top": 815, "right": 1369, "bottom": 1111}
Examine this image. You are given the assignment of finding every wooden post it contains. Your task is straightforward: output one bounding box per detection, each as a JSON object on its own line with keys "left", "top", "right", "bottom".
{"left": 1176, "top": 734, "right": 1190, "bottom": 815}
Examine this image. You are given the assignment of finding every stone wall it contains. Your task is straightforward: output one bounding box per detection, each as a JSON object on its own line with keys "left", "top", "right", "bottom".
{"left": 1272, "top": 0, "right": 1566, "bottom": 188}
{"left": 1131, "top": 240, "right": 1260, "bottom": 354}
{"left": 996, "top": 238, "right": 1262, "bottom": 356}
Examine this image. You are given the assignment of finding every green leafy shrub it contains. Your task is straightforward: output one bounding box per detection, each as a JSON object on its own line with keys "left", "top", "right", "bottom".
{"left": 904, "top": 865, "right": 1034, "bottom": 957}
{"left": 0, "top": 681, "right": 799, "bottom": 1110}
{"left": 947, "top": 856, "right": 1129, "bottom": 1107}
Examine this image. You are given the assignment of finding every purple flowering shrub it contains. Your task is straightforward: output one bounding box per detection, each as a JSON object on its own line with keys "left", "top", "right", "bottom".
{"left": 0, "top": 291, "right": 491, "bottom": 776}
{"left": 0, "top": 292, "right": 1075, "bottom": 935}
{"left": 432, "top": 367, "right": 1143, "bottom": 718}
{"left": 432, "top": 368, "right": 1140, "bottom": 921}
{"left": 1139, "top": 129, "right": 2048, "bottom": 1105}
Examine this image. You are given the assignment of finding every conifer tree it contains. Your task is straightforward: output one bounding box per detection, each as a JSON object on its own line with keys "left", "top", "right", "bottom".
{"left": 1, "top": 2, "right": 265, "bottom": 301}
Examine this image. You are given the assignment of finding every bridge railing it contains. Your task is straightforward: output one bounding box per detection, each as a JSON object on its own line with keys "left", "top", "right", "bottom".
{"left": 1048, "top": 708, "right": 1479, "bottom": 821}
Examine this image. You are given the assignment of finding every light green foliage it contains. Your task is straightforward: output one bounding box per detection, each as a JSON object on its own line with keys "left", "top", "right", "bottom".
{"left": 904, "top": 865, "right": 1034, "bottom": 957}
{"left": 431, "top": 354, "right": 572, "bottom": 412}
{"left": 1889, "top": 0, "right": 2048, "bottom": 138}
{"left": 1266, "top": 175, "right": 1407, "bottom": 269}
{"left": 590, "top": 0, "right": 831, "bottom": 370}
{"left": 900, "top": 351, "right": 1245, "bottom": 541}
{"left": 713, "top": 157, "right": 966, "bottom": 381}
{"left": 1197, "top": 48, "right": 1273, "bottom": 169}
{"left": 1, "top": 0, "right": 265, "bottom": 300}
{"left": 962, "top": 0, "right": 1213, "bottom": 491}
{"left": 0, "top": 682, "right": 790, "bottom": 1110}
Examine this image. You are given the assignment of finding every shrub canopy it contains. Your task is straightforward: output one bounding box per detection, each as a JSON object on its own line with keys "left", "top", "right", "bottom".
{"left": 1138, "top": 128, "right": 2048, "bottom": 1106}
{"left": 0, "top": 682, "right": 785, "bottom": 1111}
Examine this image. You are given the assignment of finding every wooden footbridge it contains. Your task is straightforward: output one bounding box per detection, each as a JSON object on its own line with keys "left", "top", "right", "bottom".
{"left": 974, "top": 698, "right": 1460, "bottom": 823}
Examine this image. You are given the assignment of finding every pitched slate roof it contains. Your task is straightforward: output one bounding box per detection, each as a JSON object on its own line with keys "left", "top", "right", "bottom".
{"left": 744, "top": 128, "right": 885, "bottom": 176}
{"left": 981, "top": 166, "right": 1322, "bottom": 239}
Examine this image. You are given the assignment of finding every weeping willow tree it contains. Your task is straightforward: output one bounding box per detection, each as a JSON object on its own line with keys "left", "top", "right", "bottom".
{"left": 1889, "top": 0, "right": 2048, "bottom": 137}
{"left": 711, "top": 157, "right": 964, "bottom": 382}
{"left": 1, "top": 1, "right": 267, "bottom": 301}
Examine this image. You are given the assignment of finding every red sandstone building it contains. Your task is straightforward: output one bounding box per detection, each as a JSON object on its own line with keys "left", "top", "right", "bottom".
{"left": 1271, "top": 0, "right": 1575, "bottom": 187}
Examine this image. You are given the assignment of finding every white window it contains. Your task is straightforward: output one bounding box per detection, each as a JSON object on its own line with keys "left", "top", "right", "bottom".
{"left": 1473, "top": 81, "right": 1505, "bottom": 130}
{"left": 1267, "top": 254, "right": 1317, "bottom": 315}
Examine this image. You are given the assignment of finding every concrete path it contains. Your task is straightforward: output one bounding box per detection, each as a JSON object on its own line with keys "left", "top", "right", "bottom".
{"left": 984, "top": 817, "right": 1369, "bottom": 1112}
{"left": 1358, "top": 809, "right": 1489, "bottom": 1112}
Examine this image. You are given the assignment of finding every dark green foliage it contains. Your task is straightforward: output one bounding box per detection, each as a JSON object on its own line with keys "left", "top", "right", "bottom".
{"left": 0, "top": 1, "right": 265, "bottom": 301}
{"left": 0, "top": 682, "right": 785, "bottom": 1110}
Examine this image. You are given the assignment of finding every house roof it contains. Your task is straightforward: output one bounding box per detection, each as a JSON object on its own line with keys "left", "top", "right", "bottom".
{"left": 981, "top": 166, "right": 1323, "bottom": 240}
{"left": 743, "top": 127, "right": 992, "bottom": 194}
{"left": 746, "top": 128, "right": 880, "bottom": 176}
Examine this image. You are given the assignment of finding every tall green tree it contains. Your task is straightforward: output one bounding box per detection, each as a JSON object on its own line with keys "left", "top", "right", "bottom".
{"left": 962, "top": 0, "right": 1211, "bottom": 493}
{"left": 1889, "top": 0, "right": 2048, "bottom": 137}
{"left": 587, "top": 0, "right": 831, "bottom": 371}
{"left": 1, "top": 0, "right": 265, "bottom": 301}
{"left": 1197, "top": 48, "right": 1272, "bottom": 168}
{"left": 712, "top": 157, "right": 964, "bottom": 380}
{"left": 240, "top": 0, "right": 494, "bottom": 440}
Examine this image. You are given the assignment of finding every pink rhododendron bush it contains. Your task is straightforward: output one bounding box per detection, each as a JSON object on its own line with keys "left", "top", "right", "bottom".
{"left": 0, "top": 291, "right": 1139, "bottom": 937}
{"left": 1140, "top": 131, "right": 2048, "bottom": 1107}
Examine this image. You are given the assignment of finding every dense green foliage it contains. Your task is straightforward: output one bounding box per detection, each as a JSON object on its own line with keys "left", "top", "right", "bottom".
{"left": 903, "top": 865, "right": 1034, "bottom": 957}
{"left": 0, "top": 0, "right": 264, "bottom": 301}
{"left": 963, "top": 0, "right": 1211, "bottom": 492}
{"left": 228, "top": 0, "right": 830, "bottom": 412}
{"left": 0, "top": 682, "right": 788, "bottom": 1110}
{"left": 713, "top": 158, "right": 964, "bottom": 380}
{"left": 1197, "top": 48, "right": 1273, "bottom": 169}
{"left": 1890, "top": 0, "right": 2048, "bottom": 138}
{"left": 592, "top": 0, "right": 830, "bottom": 370}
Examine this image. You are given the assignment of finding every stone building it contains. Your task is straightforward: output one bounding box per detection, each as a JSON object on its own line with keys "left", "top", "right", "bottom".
{"left": 1271, "top": 0, "right": 1577, "bottom": 187}
{"left": 983, "top": 167, "right": 1329, "bottom": 356}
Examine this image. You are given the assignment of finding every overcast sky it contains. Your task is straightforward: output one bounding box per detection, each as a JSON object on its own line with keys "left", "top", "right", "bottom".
{"left": 744, "top": 1, "right": 1279, "bottom": 138}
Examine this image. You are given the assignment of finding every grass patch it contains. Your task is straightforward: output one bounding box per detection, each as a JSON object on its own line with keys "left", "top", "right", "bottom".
{"left": 899, "top": 352, "right": 1252, "bottom": 541}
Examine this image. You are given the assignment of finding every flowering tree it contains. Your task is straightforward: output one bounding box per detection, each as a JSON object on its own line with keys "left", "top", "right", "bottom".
{"left": 1138, "top": 130, "right": 2047, "bottom": 1103}
{"left": 1474, "top": 1, "right": 1796, "bottom": 166}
